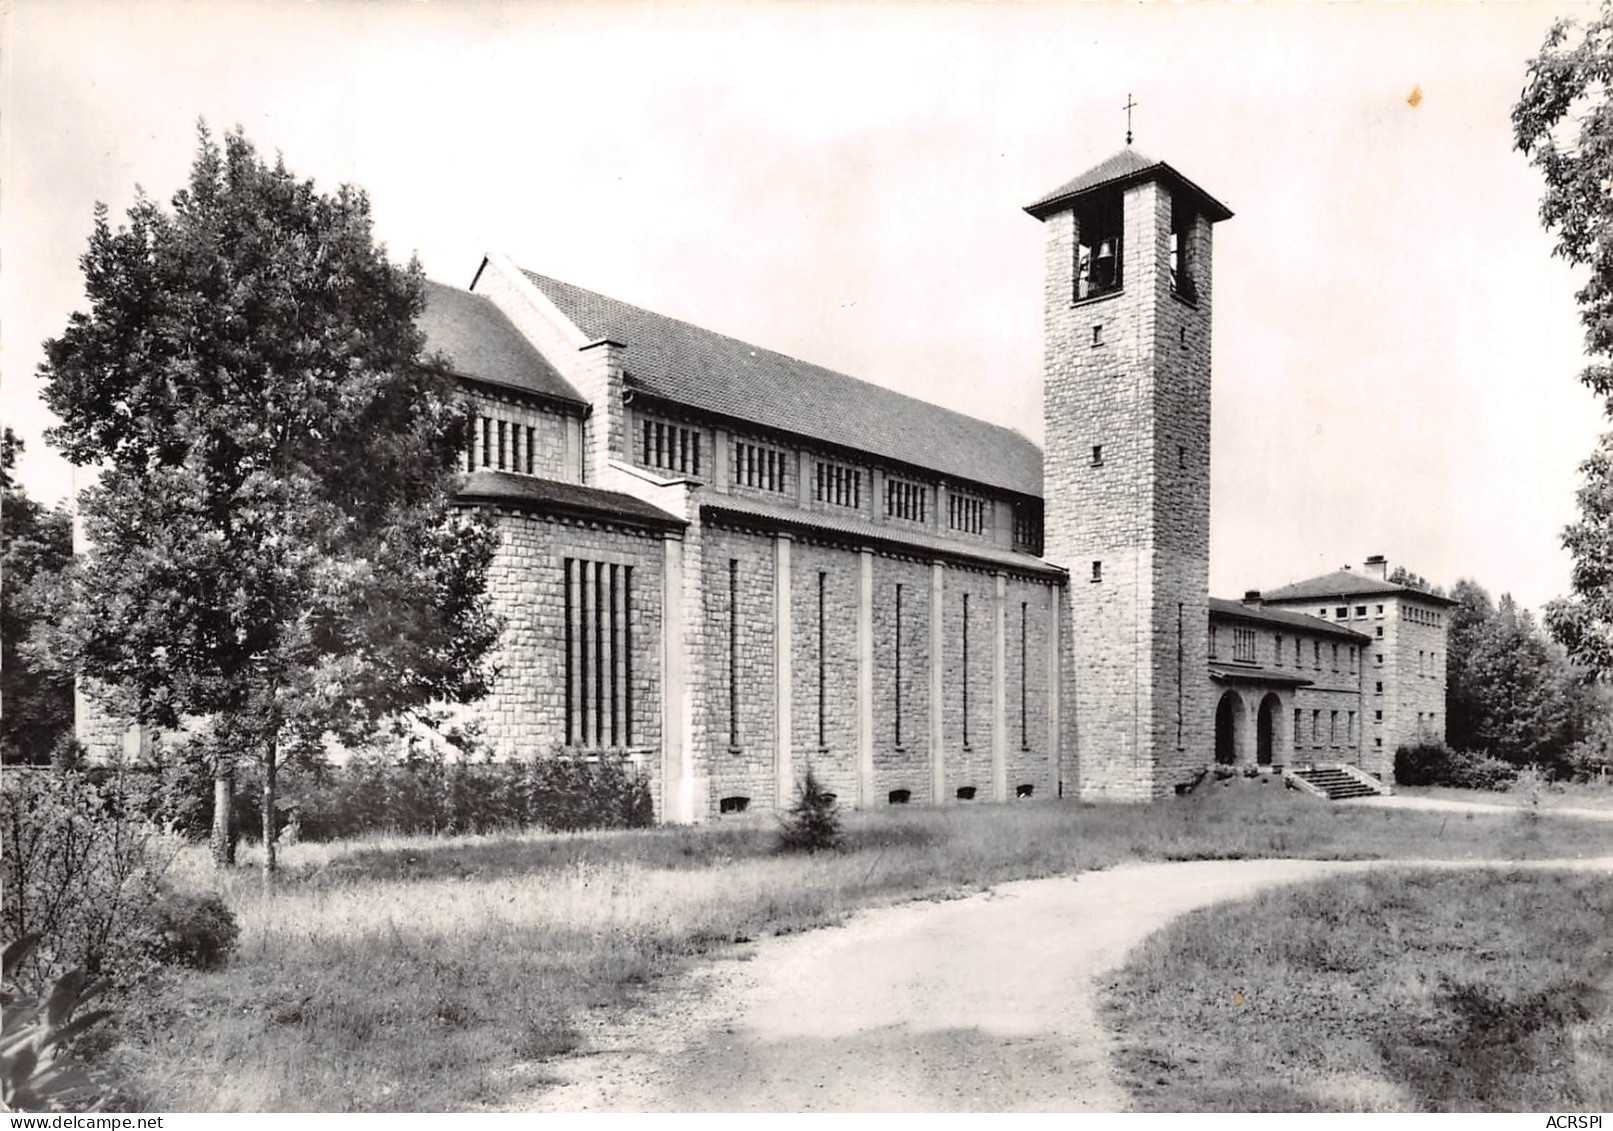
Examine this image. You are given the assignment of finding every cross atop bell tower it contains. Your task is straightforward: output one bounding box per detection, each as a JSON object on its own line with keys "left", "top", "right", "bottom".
{"left": 1123, "top": 93, "right": 1138, "bottom": 146}
{"left": 1025, "top": 149, "right": 1232, "bottom": 800}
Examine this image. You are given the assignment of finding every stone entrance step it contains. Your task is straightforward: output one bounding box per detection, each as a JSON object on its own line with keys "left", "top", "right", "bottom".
{"left": 1289, "top": 764, "right": 1389, "bottom": 801}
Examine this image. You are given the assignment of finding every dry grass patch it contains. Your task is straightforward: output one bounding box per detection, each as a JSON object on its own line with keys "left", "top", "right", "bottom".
{"left": 1397, "top": 780, "right": 1613, "bottom": 812}
{"left": 1103, "top": 868, "right": 1613, "bottom": 1112}
{"left": 102, "top": 786, "right": 1613, "bottom": 1111}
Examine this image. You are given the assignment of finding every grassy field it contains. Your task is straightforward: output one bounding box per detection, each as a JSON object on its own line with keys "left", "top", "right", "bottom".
{"left": 1102, "top": 868, "right": 1613, "bottom": 1112}
{"left": 99, "top": 782, "right": 1613, "bottom": 1111}
{"left": 1397, "top": 780, "right": 1613, "bottom": 812}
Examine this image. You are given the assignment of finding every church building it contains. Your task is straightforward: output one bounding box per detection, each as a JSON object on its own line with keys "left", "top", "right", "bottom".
{"left": 79, "top": 145, "right": 1452, "bottom": 816}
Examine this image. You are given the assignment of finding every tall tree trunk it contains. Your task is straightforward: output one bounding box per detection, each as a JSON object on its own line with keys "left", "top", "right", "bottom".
{"left": 211, "top": 763, "right": 234, "bottom": 869}
{"left": 262, "top": 731, "right": 278, "bottom": 880}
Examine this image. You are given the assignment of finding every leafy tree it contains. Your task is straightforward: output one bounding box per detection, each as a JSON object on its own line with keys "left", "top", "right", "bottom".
{"left": 1444, "top": 578, "right": 1497, "bottom": 754}
{"left": 1387, "top": 565, "right": 1444, "bottom": 599}
{"left": 35, "top": 124, "right": 500, "bottom": 875}
{"left": 1444, "top": 579, "right": 1579, "bottom": 769}
{"left": 1, "top": 431, "right": 75, "bottom": 763}
{"left": 1514, "top": 0, "right": 1613, "bottom": 674}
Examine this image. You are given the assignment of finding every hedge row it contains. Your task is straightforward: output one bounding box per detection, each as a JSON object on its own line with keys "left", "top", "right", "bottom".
{"left": 85, "top": 749, "right": 654, "bottom": 843}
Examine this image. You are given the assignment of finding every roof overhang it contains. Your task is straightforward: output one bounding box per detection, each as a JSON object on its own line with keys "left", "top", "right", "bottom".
{"left": 702, "top": 498, "right": 1064, "bottom": 582}
{"left": 1209, "top": 665, "right": 1314, "bottom": 688}
{"left": 457, "top": 471, "right": 686, "bottom": 533}
{"left": 1024, "top": 159, "right": 1233, "bottom": 224}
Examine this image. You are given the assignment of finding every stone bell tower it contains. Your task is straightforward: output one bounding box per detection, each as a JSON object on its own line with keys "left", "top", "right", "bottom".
{"left": 1025, "top": 148, "right": 1233, "bottom": 800}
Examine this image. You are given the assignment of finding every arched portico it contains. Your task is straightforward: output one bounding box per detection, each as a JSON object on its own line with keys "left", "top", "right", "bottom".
{"left": 1257, "top": 692, "right": 1283, "bottom": 766}
{"left": 1215, "top": 689, "right": 1248, "bottom": 765}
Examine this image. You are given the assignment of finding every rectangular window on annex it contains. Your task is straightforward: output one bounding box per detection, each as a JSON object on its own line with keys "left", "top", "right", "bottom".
{"left": 1233, "top": 626, "right": 1257, "bottom": 663}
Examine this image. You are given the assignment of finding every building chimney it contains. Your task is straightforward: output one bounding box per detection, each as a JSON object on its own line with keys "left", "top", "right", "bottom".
{"left": 1363, "top": 554, "right": 1387, "bottom": 580}
{"left": 1242, "top": 589, "right": 1262, "bottom": 607}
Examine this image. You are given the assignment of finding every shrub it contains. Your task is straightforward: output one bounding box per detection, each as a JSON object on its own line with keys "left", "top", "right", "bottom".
{"left": 1563, "top": 737, "right": 1613, "bottom": 785}
{"left": 1395, "top": 741, "right": 1450, "bottom": 786}
{"left": 1, "top": 935, "right": 112, "bottom": 1112}
{"left": 0, "top": 771, "right": 174, "bottom": 994}
{"left": 279, "top": 749, "right": 653, "bottom": 839}
{"left": 1445, "top": 750, "right": 1519, "bottom": 792}
{"left": 147, "top": 892, "right": 238, "bottom": 971}
{"left": 529, "top": 755, "right": 654, "bottom": 832}
{"left": 777, "top": 768, "right": 843, "bottom": 854}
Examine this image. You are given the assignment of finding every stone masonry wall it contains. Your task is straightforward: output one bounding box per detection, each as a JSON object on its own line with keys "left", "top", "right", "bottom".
{"left": 940, "top": 564, "right": 998, "bottom": 801}
{"left": 871, "top": 554, "right": 934, "bottom": 805}
{"left": 789, "top": 540, "right": 862, "bottom": 805}
{"left": 1147, "top": 193, "right": 1215, "bottom": 791}
{"left": 1004, "top": 576, "right": 1054, "bottom": 797}
{"left": 1388, "top": 599, "right": 1448, "bottom": 760}
{"left": 700, "top": 525, "right": 777, "bottom": 812}
{"left": 475, "top": 508, "right": 665, "bottom": 809}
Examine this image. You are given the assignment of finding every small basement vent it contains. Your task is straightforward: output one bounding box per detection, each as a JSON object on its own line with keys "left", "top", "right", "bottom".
{"left": 719, "top": 796, "right": 750, "bottom": 814}
{"left": 888, "top": 789, "right": 912, "bottom": 805}
{"left": 1016, "top": 784, "right": 1034, "bottom": 799}
{"left": 956, "top": 786, "right": 977, "bottom": 801}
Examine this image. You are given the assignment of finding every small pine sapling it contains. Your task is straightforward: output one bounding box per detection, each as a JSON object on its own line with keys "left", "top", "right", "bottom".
{"left": 777, "top": 767, "right": 843, "bottom": 854}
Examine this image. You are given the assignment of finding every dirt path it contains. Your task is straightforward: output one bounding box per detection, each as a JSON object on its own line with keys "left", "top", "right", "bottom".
{"left": 1345, "top": 794, "right": 1613, "bottom": 822}
{"left": 504, "top": 856, "right": 1613, "bottom": 1113}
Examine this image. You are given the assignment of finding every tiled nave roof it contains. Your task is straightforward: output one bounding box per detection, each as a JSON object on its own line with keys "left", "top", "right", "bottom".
{"left": 520, "top": 270, "right": 1046, "bottom": 499}
{"left": 419, "top": 281, "right": 585, "bottom": 406}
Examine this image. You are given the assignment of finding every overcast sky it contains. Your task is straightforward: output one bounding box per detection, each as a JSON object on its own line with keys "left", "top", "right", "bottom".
{"left": 1, "top": 0, "right": 1600, "bottom": 612}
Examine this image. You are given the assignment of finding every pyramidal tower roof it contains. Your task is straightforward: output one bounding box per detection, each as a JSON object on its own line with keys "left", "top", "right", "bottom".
{"left": 1023, "top": 146, "right": 1233, "bottom": 222}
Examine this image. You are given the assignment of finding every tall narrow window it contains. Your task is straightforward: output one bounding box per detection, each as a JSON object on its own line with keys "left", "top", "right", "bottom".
{"left": 525, "top": 425, "right": 536, "bottom": 475}
{"left": 962, "top": 592, "right": 971, "bottom": 748}
{"left": 497, "top": 420, "right": 508, "bottom": 471}
{"left": 1176, "top": 603, "right": 1185, "bottom": 748}
{"left": 894, "top": 584, "right": 904, "bottom": 748}
{"left": 728, "top": 559, "right": 740, "bottom": 747}
{"left": 481, "top": 416, "right": 492, "bottom": 470}
{"left": 593, "top": 561, "right": 605, "bottom": 746}
{"left": 1020, "top": 602, "right": 1029, "bottom": 750}
{"left": 623, "top": 565, "right": 634, "bottom": 744}
{"left": 817, "top": 571, "right": 827, "bottom": 748}
{"left": 1275, "top": 634, "right": 1284, "bottom": 667}
{"left": 563, "top": 558, "right": 632, "bottom": 748}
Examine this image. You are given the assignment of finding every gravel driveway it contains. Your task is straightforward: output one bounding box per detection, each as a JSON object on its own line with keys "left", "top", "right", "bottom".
{"left": 504, "top": 855, "right": 1613, "bottom": 1113}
